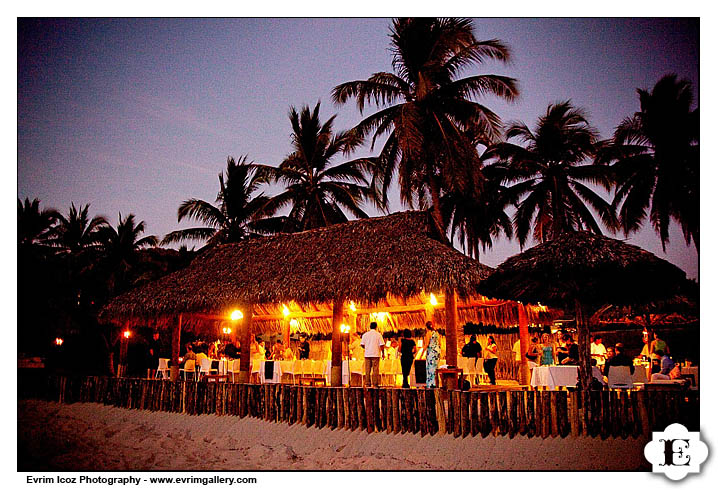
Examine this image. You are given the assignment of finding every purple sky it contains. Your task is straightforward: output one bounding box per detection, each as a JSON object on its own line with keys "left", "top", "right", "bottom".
{"left": 17, "top": 18, "right": 699, "bottom": 279}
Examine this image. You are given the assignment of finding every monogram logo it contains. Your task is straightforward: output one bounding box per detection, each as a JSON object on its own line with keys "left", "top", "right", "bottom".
{"left": 644, "top": 423, "right": 708, "bottom": 480}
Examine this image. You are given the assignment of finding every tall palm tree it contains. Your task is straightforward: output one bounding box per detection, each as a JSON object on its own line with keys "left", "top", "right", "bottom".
{"left": 600, "top": 74, "right": 699, "bottom": 251}
{"left": 46, "top": 202, "right": 108, "bottom": 255}
{"left": 332, "top": 18, "right": 518, "bottom": 233}
{"left": 489, "top": 101, "right": 616, "bottom": 247}
{"left": 17, "top": 197, "right": 56, "bottom": 253}
{"left": 254, "top": 101, "right": 381, "bottom": 232}
{"left": 97, "top": 213, "right": 158, "bottom": 294}
{"left": 161, "top": 156, "right": 282, "bottom": 247}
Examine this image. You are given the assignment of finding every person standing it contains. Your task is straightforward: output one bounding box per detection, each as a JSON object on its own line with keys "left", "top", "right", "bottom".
{"left": 399, "top": 329, "right": 417, "bottom": 388}
{"left": 590, "top": 335, "right": 608, "bottom": 370}
{"left": 148, "top": 331, "right": 162, "bottom": 378}
{"left": 360, "top": 322, "right": 385, "bottom": 387}
{"left": 298, "top": 334, "right": 310, "bottom": 360}
{"left": 539, "top": 333, "right": 556, "bottom": 366}
{"left": 424, "top": 321, "right": 440, "bottom": 388}
{"left": 484, "top": 335, "right": 499, "bottom": 385}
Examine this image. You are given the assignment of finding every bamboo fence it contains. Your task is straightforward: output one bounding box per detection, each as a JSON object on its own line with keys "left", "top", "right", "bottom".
{"left": 19, "top": 374, "right": 696, "bottom": 440}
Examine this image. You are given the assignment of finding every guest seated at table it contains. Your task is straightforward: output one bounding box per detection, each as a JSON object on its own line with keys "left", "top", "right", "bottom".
{"left": 195, "top": 346, "right": 209, "bottom": 367}
{"left": 298, "top": 334, "right": 310, "bottom": 360}
{"left": 604, "top": 343, "right": 634, "bottom": 377}
{"left": 605, "top": 346, "right": 616, "bottom": 366}
{"left": 183, "top": 343, "right": 197, "bottom": 364}
{"left": 558, "top": 335, "right": 579, "bottom": 365}
{"left": 383, "top": 340, "right": 397, "bottom": 360}
{"left": 224, "top": 339, "right": 240, "bottom": 360}
{"left": 349, "top": 332, "right": 363, "bottom": 361}
{"left": 651, "top": 349, "right": 676, "bottom": 381}
{"left": 270, "top": 339, "right": 285, "bottom": 360}
{"left": 461, "top": 335, "right": 482, "bottom": 361}
{"left": 250, "top": 337, "right": 264, "bottom": 360}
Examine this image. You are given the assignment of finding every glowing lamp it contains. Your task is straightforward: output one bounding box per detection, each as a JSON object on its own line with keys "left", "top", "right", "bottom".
{"left": 282, "top": 304, "right": 290, "bottom": 317}
{"left": 55, "top": 337, "right": 63, "bottom": 346}
{"left": 340, "top": 323, "right": 350, "bottom": 334}
{"left": 289, "top": 318, "right": 299, "bottom": 328}
{"left": 349, "top": 301, "right": 356, "bottom": 312}
{"left": 429, "top": 293, "right": 438, "bottom": 306}
{"left": 123, "top": 330, "right": 131, "bottom": 339}
{"left": 222, "top": 327, "right": 232, "bottom": 335}
{"left": 230, "top": 309, "right": 243, "bottom": 321}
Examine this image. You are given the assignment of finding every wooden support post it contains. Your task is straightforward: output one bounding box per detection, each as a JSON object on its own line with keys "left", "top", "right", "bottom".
{"left": 444, "top": 288, "right": 458, "bottom": 390}
{"left": 238, "top": 303, "right": 253, "bottom": 384}
{"left": 170, "top": 314, "right": 182, "bottom": 381}
{"left": 330, "top": 298, "right": 344, "bottom": 387}
{"left": 517, "top": 304, "right": 530, "bottom": 385}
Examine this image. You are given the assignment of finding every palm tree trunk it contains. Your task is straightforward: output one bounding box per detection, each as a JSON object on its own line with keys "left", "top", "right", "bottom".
{"left": 429, "top": 177, "right": 447, "bottom": 240}
{"left": 575, "top": 299, "right": 592, "bottom": 392}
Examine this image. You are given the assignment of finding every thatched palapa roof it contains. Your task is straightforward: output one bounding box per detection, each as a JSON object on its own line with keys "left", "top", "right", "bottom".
{"left": 478, "top": 231, "right": 687, "bottom": 308}
{"left": 100, "top": 211, "right": 546, "bottom": 334}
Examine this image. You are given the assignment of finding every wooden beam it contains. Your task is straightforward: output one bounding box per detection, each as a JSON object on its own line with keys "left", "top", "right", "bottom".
{"left": 170, "top": 314, "right": 182, "bottom": 381}
{"left": 238, "top": 304, "right": 252, "bottom": 384}
{"left": 518, "top": 305, "right": 530, "bottom": 385}
{"left": 444, "top": 288, "right": 458, "bottom": 390}
{"left": 330, "top": 298, "right": 344, "bottom": 387}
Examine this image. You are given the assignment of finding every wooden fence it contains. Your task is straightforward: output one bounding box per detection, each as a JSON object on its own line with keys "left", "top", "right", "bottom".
{"left": 20, "top": 375, "right": 695, "bottom": 439}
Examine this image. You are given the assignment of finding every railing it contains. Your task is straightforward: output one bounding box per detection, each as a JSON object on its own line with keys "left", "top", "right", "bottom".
{"left": 20, "top": 374, "right": 695, "bottom": 439}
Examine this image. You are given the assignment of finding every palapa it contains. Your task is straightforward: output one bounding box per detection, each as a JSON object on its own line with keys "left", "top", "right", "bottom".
{"left": 478, "top": 231, "right": 686, "bottom": 391}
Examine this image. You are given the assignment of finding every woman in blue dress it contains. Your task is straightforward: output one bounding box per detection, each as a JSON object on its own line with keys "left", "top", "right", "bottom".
{"left": 424, "top": 321, "right": 440, "bottom": 388}
{"left": 540, "top": 333, "right": 557, "bottom": 365}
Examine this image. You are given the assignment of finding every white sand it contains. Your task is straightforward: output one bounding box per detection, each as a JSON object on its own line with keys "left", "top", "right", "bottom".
{"left": 18, "top": 400, "right": 650, "bottom": 471}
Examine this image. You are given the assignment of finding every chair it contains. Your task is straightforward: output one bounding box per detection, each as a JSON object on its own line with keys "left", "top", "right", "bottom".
{"left": 313, "top": 360, "right": 327, "bottom": 384}
{"left": 281, "top": 360, "right": 297, "bottom": 384}
{"left": 227, "top": 359, "right": 241, "bottom": 382}
{"left": 475, "top": 358, "right": 489, "bottom": 385}
{"left": 155, "top": 358, "right": 170, "bottom": 379}
{"left": 180, "top": 360, "right": 196, "bottom": 381}
{"left": 607, "top": 365, "right": 634, "bottom": 389}
{"left": 631, "top": 366, "right": 649, "bottom": 384}
{"left": 251, "top": 359, "right": 261, "bottom": 383}
{"left": 198, "top": 357, "right": 217, "bottom": 379}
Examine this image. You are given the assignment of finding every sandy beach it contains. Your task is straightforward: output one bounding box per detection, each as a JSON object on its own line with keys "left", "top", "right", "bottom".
{"left": 18, "top": 400, "right": 650, "bottom": 471}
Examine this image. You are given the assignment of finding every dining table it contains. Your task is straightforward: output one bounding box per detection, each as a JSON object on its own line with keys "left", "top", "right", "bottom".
{"left": 530, "top": 365, "right": 604, "bottom": 389}
{"left": 259, "top": 360, "right": 283, "bottom": 383}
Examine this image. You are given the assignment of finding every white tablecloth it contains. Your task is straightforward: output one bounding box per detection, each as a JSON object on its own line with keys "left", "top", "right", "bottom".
{"left": 259, "top": 360, "right": 283, "bottom": 383}
{"left": 530, "top": 365, "right": 604, "bottom": 389}
{"left": 325, "top": 360, "right": 351, "bottom": 385}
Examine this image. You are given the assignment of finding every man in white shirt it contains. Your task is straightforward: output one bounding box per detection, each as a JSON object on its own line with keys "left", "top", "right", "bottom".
{"left": 590, "top": 335, "right": 608, "bottom": 370}
{"left": 360, "top": 321, "right": 385, "bottom": 387}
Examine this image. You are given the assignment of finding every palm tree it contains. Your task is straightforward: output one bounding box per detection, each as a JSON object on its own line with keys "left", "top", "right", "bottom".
{"left": 17, "top": 197, "right": 56, "bottom": 253}
{"left": 97, "top": 213, "right": 158, "bottom": 295}
{"left": 254, "top": 101, "right": 381, "bottom": 232}
{"left": 441, "top": 160, "right": 520, "bottom": 259}
{"left": 489, "top": 101, "right": 617, "bottom": 247}
{"left": 332, "top": 18, "right": 518, "bottom": 233}
{"left": 46, "top": 202, "right": 108, "bottom": 255}
{"left": 600, "top": 74, "right": 699, "bottom": 251}
{"left": 161, "top": 156, "right": 282, "bottom": 247}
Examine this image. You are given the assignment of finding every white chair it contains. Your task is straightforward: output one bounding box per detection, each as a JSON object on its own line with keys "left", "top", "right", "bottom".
{"left": 227, "top": 359, "right": 241, "bottom": 382}
{"left": 198, "top": 357, "right": 217, "bottom": 379}
{"left": 475, "top": 358, "right": 489, "bottom": 385}
{"left": 251, "top": 359, "right": 261, "bottom": 383}
{"left": 155, "top": 358, "right": 170, "bottom": 379}
{"left": 281, "top": 360, "right": 297, "bottom": 384}
{"left": 180, "top": 360, "right": 196, "bottom": 381}
{"left": 607, "top": 365, "right": 634, "bottom": 389}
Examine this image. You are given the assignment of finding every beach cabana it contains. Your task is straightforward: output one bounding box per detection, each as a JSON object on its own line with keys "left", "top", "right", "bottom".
{"left": 101, "top": 211, "right": 549, "bottom": 385}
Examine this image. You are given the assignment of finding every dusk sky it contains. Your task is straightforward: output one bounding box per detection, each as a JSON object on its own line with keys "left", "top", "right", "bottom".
{"left": 17, "top": 18, "right": 699, "bottom": 279}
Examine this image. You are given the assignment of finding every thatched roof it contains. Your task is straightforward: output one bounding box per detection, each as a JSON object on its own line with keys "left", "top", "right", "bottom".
{"left": 478, "top": 231, "right": 687, "bottom": 308}
{"left": 101, "top": 211, "right": 496, "bottom": 327}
